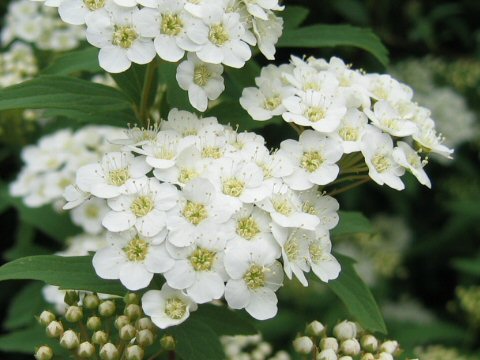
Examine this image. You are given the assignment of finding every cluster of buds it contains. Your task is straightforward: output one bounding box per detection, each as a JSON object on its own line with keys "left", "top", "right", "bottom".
{"left": 292, "top": 320, "right": 411, "bottom": 360}
{"left": 35, "top": 291, "right": 160, "bottom": 360}
{"left": 456, "top": 286, "right": 480, "bottom": 326}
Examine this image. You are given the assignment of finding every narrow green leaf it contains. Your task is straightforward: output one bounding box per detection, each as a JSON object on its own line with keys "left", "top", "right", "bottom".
{"left": 111, "top": 63, "right": 146, "bottom": 105}
{"left": 42, "top": 47, "right": 101, "bottom": 75}
{"left": 4, "top": 282, "right": 46, "bottom": 330}
{"left": 282, "top": 5, "right": 310, "bottom": 29}
{"left": 224, "top": 60, "right": 261, "bottom": 97}
{"left": 278, "top": 24, "right": 389, "bottom": 66}
{"left": 0, "top": 255, "right": 126, "bottom": 296}
{"left": 452, "top": 257, "right": 480, "bottom": 277}
{"left": 331, "top": 211, "right": 373, "bottom": 237}
{"left": 166, "top": 317, "right": 224, "bottom": 360}
{"left": 327, "top": 254, "right": 387, "bottom": 334}
{"left": 330, "top": 0, "right": 369, "bottom": 25}
{"left": 42, "top": 108, "right": 137, "bottom": 126}
{"left": 194, "top": 304, "right": 257, "bottom": 336}
{"left": 0, "top": 326, "right": 57, "bottom": 354}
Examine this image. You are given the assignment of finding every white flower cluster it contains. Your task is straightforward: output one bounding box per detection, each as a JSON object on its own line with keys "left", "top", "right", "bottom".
{"left": 1, "top": 0, "right": 84, "bottom": 51}
{"left": 10, "top": 125, "right": 124, "bottom": 235}
{"left": 0, "top": 42, "right": 38, "bottom": 88}
{"left": 67, "top": 108, "right": 341, "bottom": 325}
{"left": 222, "top": 334, "right": 290, "bottom": 360}
{"left": 240, "top": 56, "right": 455, "bottom": 191}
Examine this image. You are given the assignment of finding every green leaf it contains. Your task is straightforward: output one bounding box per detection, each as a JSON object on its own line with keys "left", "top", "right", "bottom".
{"left": 4, "top": 282, "right": 47, "bottom": 330}
{"left": 166, "top": 317, "right": 224, "bottom": 360}
{"left": 4, "top": 223, "right": 49, "bottom": 261}
{"left": 327, "top": 254, "right": 387, "bottom": 334}
{"left": 224, "top": 59, "right": 261, "bottom": 97}
{"left": 282, "top": 5, "right": 310, "bottom": 29}
{"left": 0, "top": 255, "right": 126, "bottom": 296}
{"left": 194, "top": 304, "right": 257, "bottom": 336}
{"left": 0, "top": 182, "right": 10, "bottom": 215}
{"left": 0, "top": 326, "right": 59, "bottom": 354}
{"left": 278, "top": 24, "right": 389, "bottom": 66}
{"left": 330, "top": 0, "right": 369, "bottom": 25}
{"left": 331, "top": 211, "right": 373, "bottom": 237}
{"left": 111, "top": 63, "right": 146, "bottom": 105}
{"left": 452, "top": 257, "right": 480, "bottom": 277}
{"left": 42, "top": 107, "right": 137, "bottom": 126}
{"left": 42, "top": 47, "right": 101, "bottom": 75}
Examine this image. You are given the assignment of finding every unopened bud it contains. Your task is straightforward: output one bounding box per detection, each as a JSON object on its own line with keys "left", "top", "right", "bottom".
{"left": 77, "top": 342, "right": 95, "bottom": 358}
{"left": 125, "top": 345, "right": 144, "bottom": 360}
{"left": 64, "top": 291, "right": 80, "bottom": 306}
{"left": 60, "top": 330, "right": 80, "bottom": 350}
{"left": 92, "top": 330, "right": 109, "bottom": 345}
{"left": 340, "top": 339, "right": 360, "bottom": 356}
{"left": 45, "top": 321, "right": 63, "bottom": 338}
{"left": 136, "top": 317, "right": 155, "bottom": 331}
{"left": 125, "top": 304, "right": 142, "bottom": 320}
{"left": 377, "top": 352, "right": 394, "bottom": 360}
{"left": 317, "top": 348, "right": 337, "bottom": 360}
{"left": 65, "top": 306, "right": 83, "bottom": 323}
{"left": 160, "top": 335, "right": 176, "bottom": 351}
{"left": 137, "top": 329, "right": 155, "bottom": 347}
{"left": 98, "top": 300, "right": 116, "bottom": 317}
{"left": 87, "top": 316, "right": 102, "bottom": 331}
{"left": 100, "top": 343, "right": 119, "bottom": 360}
{"left": 361, "top": 353, "right": 375, "bottom": 360}
{"left": 306, "top": 320, "right": 325, "bottom": 337}
{"left": 124, "top": 293, "right": 140, "bottom": 305}
{"left": 333, "top": 321, "right": 357, "bottom": 341}
{"left": 38, "top": 311, "right": 56, "bottom": 326}
{"left": 83, "top": 294, "right": 101, "bottom": 310}
{"left": 293, "top": 336, "right": 314, "bottom": 355}
{"left": 361, "top": 335, "right": 378, "bottom": 352}
{"left": 380, "top": 340, "right": 399, "bottom": 354}
{"left": 115, "top": 315, "right": 130, "bottom": 329}
{"left": 35, "top": 346, "right": 53, "bottom": 360}
{"left": 338, "top": 357, "right": 353, "bottom": 360}
{"left": 120, "top": 324, "right": 137, "bottom": 341}
{"left": 320, "top": 337, "right": 338, "bottom": 352}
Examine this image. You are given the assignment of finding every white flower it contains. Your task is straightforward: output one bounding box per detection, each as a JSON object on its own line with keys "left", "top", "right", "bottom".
{"left": 63, "top": 185, "right": 90, "bottom": 210}
{"left": 85, "top": 4, "right": 156, "bottom": 73}
{"left": 76, "top": 151, "right": 151, "bottom": 199}
{"left": 161, "top": 108, "right": 222, "bottom": 136}
{"left": 58, "top": 0, "right": 109, "bottom": 26}
{"left": 392, "top": 141, "right": 431, "bottom": 188}
{"left": 364, "top": 100, "right": 418, "bottom": 137}
{"left": 298, "top": 189, "right": 339, "bottom": 231}
{"left": 331, "top": 109, "right": 369, "bottom": 154}
{"left": 275, "top": 228, "right": 311, "bottom": 286}
{"left": 412, "top": 124, "right": 454, "bottom": 159}
{"left": 103, "top": 178, "right": 178, "bottom": 236}
{"left": 279, "top": 131, "right": 343, "bottom": 190}
{"left": 71, "top": 197, "right": 110, "bottom": 234}
{"left": 142, "top": 284, "right": 198, "bottom": 328}
{"left": 224, "top": 241, "right": 284, "bottom": 320}
{"left": 306, "top": 228, "right": 341, "bottom": 282}
{"left": 243, "top": 0, "right": 283, "bottom": 20}
{"left": 93, "top": 229, "right": 173, "bottom": 290}
{"left": 176, "top": 53, "right": 225, "bottom": 111}
{"left": 366, "top": 74, "right": 413, "bottom": 103}
{"left": 252, "top": 10, "right": 283, "bottom": 60}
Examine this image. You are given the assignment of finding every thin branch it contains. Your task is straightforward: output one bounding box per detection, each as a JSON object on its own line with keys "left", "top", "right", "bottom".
{"left": 138, "top": 59, "right": 159, "bottom": 126}
{"left": 327, "top": 177, "right": 371, "bottom": 196}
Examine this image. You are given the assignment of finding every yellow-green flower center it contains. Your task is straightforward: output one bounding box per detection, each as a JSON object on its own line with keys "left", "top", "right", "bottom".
{"left": 306, "top": 106, "right": 326, "bottom": 122}
{"left": 372, "top": 154, "right": 390, "bottom": 173}
{"left": 302, "top": 201, "right": 317, "bottom": 215}
{"left": 222, "top": 178, "right": 245, "bottom": 197}
{"left": 58, "top": 178, "right": 71, "bottom": 189}
{"left": 285, "top": 237, "right": 300, "bottom": 261}
{"left": 301, "top": 151, "right": 324, "bottom": 173}
{"left": 108, "top": 168, "right": 130, "bottom": 186}
{"left": 209, "top": 23, "right": 230, "bottom": 46}
{"left": 131, "top": 196, "right": 155, "bottom": 217}
{"left": 179, "top": 168, "right": 199, "bottom": 184}
{"left": 236, "top": 216, "right": 260, "bottom": 240}
{"left": 309, "top": 243, "right": 325, "bottom": 263}
{"left": 273, "top": 199, "right": 293, "bottom": 216}
{"left": 155, "top": 147, "right": 175, "bottom": 160}
{"left": 263, "top": 96, "right": 282, "bottom": 111}
{"left": 339, "top": 127, "right": 359, "bottom": 141}
{"left": 183, "top": 201, "right": 208, "bottom": 225}
{"left": 182, "top": 129, "right": 198, "bottom": 137}
{"left": 165, "top": 298, "right": 187, "bottom": 320}
{"left": 123, "top": 237, "right": 149, "bottom": 262}
{"left": 193, "top": 65, "right": 212, "bottom": 87}
{"left": 83, "top": 0, "right": 105, "bottom": 11}
{"left": 201, "top": 146, "right": 223, "bottom": 159}
{"left": 85, "top": 204, "right": 100, "bottom": 219}
{"left": 189, "top": 247, "right": 216, "bottom": 272}
{"left": 112, "top": 25, "right": 138, "bottom": 49}
{"left": 161, "top": 13, "right": 183, "bottom": 36}
{"left": 304, "top": 82, "right": 321, "bottom": 91}
{"left": 243, "top": 264, "right": 266, "bottom": 290}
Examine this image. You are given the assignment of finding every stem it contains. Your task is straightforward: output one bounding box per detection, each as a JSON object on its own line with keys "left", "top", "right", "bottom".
{"left": 168, "top": 351, "right": 176, "bottom": 360}
{"left": 78, "top": 321, "right": 89, "bottom": 343}
{"left": 329, "top": 175, "right": 369, "bottom": 186}
{"left": 147, "top": 350, "right": 164, "bottom": 360}
{"left": 138, "top": 59, "right": 159, "bottom": 127}
{"left": 289, "top": 122, "right": 304, "bottom": 136}
{"left": 327, "top": 177, "right": 371, "bottom": 197}
{"left": 340, "top": 166, "right": 369, "bottom": 174}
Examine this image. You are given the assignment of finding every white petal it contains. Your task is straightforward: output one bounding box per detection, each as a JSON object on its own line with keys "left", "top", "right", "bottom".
{"left": 119, "top": 262, "right": 153, "bottom": 290}
{"left": 246, "top": 287, "right": 278, "bottom": 320}
{"left": 224, "top": 280, "right": 250, "bottom": 309}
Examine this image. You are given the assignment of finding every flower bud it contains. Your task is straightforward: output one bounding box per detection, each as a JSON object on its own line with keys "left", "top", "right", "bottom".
{"left": 125, "top": 304, "right": 142, "bottom": 321}
{"left": 83, "top": 294, "right": 101, "bottom": 310}
{"left": 77, "top": 342, "right": 96, "bottom": 358}
{"left": 340, "top": 339, "right": 360, "bottom": 356}
{"left": 293, "top": 336, "right": 314, "bottom": 355}
{"left": 45, "top": 321, "right": 63, "bottom": 338}
{"left": 380, "top": 340, "right": 399, "bottom": 354}
{"left": 65, "top": 306, "right": 83, "bottom": 323}
{"left": 361, "top": 353, "right": 375, "bottom": 360}
{"left": 100, "top": 343, "right": 119, "bottom": 360}
{"left": 35, "top": 346, "right": 53, "bottom": 360}
{"left": 120, "top": 324, "right": 137, "bottom": 341}
{"left": 333, "top": 321, "right": 357, "bottom": 341}
{"left": 64, "top": 291, "right": 80, "bottom": 306}
{"left": 124, "top": 293, "right": 140, "bottom": 305}
{"left": 125, "top": 345, "right": 144, "bottom": 360}
{"left": 320, "top": 337, "right": 338, "bottom": 352}
{"left": 137, "top": 329, "right": 154, "bottom": 347}
{"left": 87, "top": 316, "right": 102, "bottom": 331}
{"left": 136, "top": 317, "right": 155, "bottom": 331}
{"left": 361, "top": 335, "right": 378, "bottom": 352}
{"left": 338, "top": 357, "right": 353, "bottom": 360}
{"left": 115, "top": 315, "right": 130, "bottom": 330}
{"left": 92, "top": 330, "right": 109, "bottom": 345}
{"left": 160, "top": 335, "right": 176, "bottom": 351}
{"left": 306, "top": 320, "right": 325, "bottom": 337}
{"left": 60, "top": 330, "right": 80, "bottom": 350}
{"left": 317, "top": 348, "right": 337, "bottom": 360}
{"left": 38, "top": 311, "right": 56, "bottom": 326}
{"left": 98, "top": 300, "right": 116, "bottom": 317}
{"left": 377, "top": 353, "right": 394, "bottom": 360}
